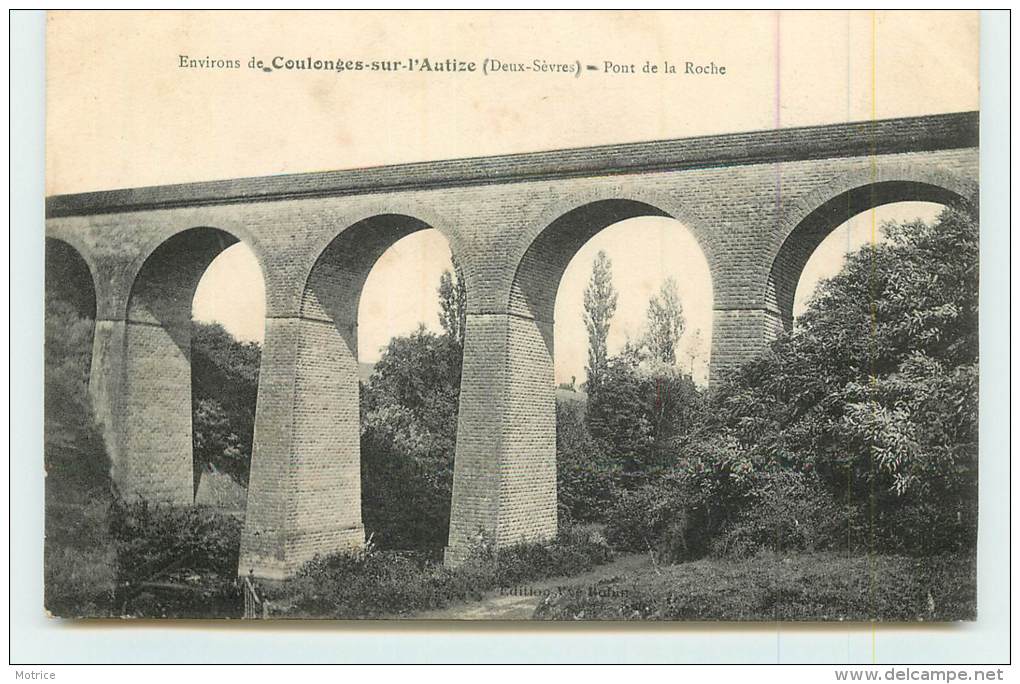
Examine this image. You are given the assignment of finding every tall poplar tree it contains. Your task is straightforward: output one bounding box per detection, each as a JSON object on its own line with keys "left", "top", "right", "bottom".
{"left": 583, "top": 250, "right": 618, "bottom": 397}
{"left": 438, "top": 256, "right": 468, "bottom": 348}
{"left": 644, "top": 277, "right": 685, "bottom": 365}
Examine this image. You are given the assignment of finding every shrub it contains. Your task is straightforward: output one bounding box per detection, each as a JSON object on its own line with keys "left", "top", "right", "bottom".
{"left": 44, "top": 498, "right": 117, "bottom": 617}
{"left": 283, "top": 550, "right": 489, "bottom": 618}
{"left": 606, "top": 480, "right": 672, "bottom": 554}
{"left": 605, "top": 472, "right": 714, "bottom": 562}
{"left": 105, "top": 501, "right": 244, "bottom": 618}
{"left": 360, "top": 429, "right": 452, "bottom": 557}
{"left": 604, "top": 440, "right": 743, "bottom": 563}
{"left": 276, "top": 521, "right": 613, "bottom": 618}
{"left": 586, "top": 349, "right": 704, "bottom": 480}
{"left": 109, "top": 500, "right": 242, "bottom": 583}
{"left": 555, "top": 399, "right": 620, "bottom": 524}
{"left": 494, "top": 523, "right": 614, "bottom": 587}
{"left": 874, "top": 498, "right": 978, "bottom": 558}
{"left": 190, "top": 321, "right": 261, "bottom": 488}
{"left": 710, "top": 470, "right": 854, "bottom": 558}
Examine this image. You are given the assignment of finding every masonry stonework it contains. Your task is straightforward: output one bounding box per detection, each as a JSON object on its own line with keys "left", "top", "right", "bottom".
{"left": 45, "top": 112, "right": 979, "bottom": 577}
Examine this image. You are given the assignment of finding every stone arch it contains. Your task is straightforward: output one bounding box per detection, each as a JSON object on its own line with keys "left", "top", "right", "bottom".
{"left": 127, "top": 227, "right": 245, "bottom": 344}
{"left": 301, "top": 214, "right": 436, "bottom": 357}
{"left": 111, "top": 215, "right": 272, "bottom": 318}
{"left": 45, "top": 237, "right": 98, "bottom": 397}
{"left": 767, "top": 168, "right": 977, "bottom": 331}
{"left": 45, "top": 237, "right": 97, "bottom": 321}
{"left": 292, "top": 199, "right": 470, "bottom": 315}
{"left": 509, "top": 196, "right": 715, "bottom": 360}
{"left": 45, "top": 225, "right": 120, "bottom": 315}
{"left": 121, "top": 226, "right": 265, "bottom": 504}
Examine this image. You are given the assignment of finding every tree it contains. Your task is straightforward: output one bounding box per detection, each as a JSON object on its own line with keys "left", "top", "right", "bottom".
{"left": 438, "top": 256, "right": 468, "bottom": 347}
{"left": 700, "top": 207, "right": 980, "bottom": 554}
{"left": 361, "top": 325, "right": 463, "bottom": 463}
{"left": 190, "top": 322, "right": 261, "bottom": 488}
{"left": 586, "top": 346, "right": 703, "bottom": 481}
{"left": 583, "top": 250, "right": 618, "bottom": 397}
{"left": 555, "top": 398, "right": 621, "bottom": 523}
{"left": 361, "top": 263, "right": 469, "bottom": 556}
{"left": 360, "top": 326, "right": 463, "bottom": 554}
{"left": 684, "top": 328, "right": 705, "bottom": 376}
{"left": 643, "top": 277, "right": 685, "bottom": 365}
{"left": 192, "top": 398, "right": 247, "bottom": 487}
{"left": 586, "top": 346, "right": 653, "bottom": 475}
{"left": 605, "top": 208, "right": 979, "bottom": 560}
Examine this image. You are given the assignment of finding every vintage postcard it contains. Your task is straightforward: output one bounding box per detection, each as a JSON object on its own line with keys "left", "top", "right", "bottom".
{"left": 43, "top": 10, "right": 980, "bottom": 621}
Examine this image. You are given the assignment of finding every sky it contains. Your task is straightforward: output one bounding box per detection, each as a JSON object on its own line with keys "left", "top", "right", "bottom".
{"left": 192, "top": 201, "right": 947, "bottom": 388}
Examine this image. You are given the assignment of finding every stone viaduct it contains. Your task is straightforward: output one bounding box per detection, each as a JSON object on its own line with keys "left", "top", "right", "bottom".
{"left": 45, "top": 111, "right": 979, "bottom": 579}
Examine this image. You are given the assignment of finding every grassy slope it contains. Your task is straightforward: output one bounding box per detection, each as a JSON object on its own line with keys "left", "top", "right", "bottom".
{"left": 270, "top": 524, "right": 615, "bottom": 619}
{"left": 534, "top": 552, "right": 976, "bottom": 622}
{"left": 44, "top": 500, "right": 117, "bottom": 617}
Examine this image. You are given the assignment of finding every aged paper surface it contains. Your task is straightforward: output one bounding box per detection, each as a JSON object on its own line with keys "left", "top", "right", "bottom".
{"left": 47, "top": 10, "right": 977, "bottom": 194}
{"left": 44, "top": 11, "right": 980, "bottom": 621}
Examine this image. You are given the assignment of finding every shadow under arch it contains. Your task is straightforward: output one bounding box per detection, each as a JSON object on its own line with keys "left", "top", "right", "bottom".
{"left": 46, "top": 237, "right": 98, "bottom": 321}
{"left": 46, "top": 238, "right": 98, "bottom": 383}
{"left": 127, "top": 227, "right": 252, "bottom": 350}
{"left": 121, "top": 226, "right": 266, "bottom": 505}
{"left": 301, "top": 213, "right": 434, "bottom": 356}
{"left": 767, "top": 179, "right": 975, "bottom": 332}
{"left": 509, "top": 199, "right": 677, "bottom": 353}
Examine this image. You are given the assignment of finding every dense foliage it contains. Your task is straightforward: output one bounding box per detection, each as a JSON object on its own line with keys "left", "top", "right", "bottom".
{"left": 109, "top": 500, "right": 243, "bottom": 617}
{"left": 555, "top": 399, "right": 621, "bottom": 523}
{"left": 44, "top": 306, "right": 251, "bottom": 617}
{"left": 44, "top": 296, "right": 110, "bottom": 503}
{"left": 190, "top": 322, "right": 261, "bottom": 488}
{"left": 585, "top": 349, "right": 704, "bottom": 482}
{"left": 110, "top": 500, "right": 242, "bottom": 580}
{"left": 43, "top": 295, "right": 117, "bottom": 616}
{"left": 360, "top": 325, "right": 463, "bottom": 555}
{"left": 609, "top": 208, "right": 980, "bottom": 560}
